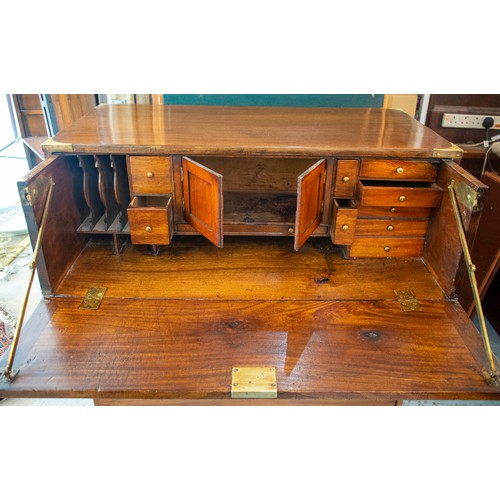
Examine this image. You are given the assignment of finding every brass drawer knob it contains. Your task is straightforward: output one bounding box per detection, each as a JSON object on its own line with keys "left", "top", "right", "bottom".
{"left": 288, "top": 227, "right": 294, "bottom": 234}
{"left": 396, "top": 167, "right": 404, "bottom": 174}
{"left": 387, "top": 225, "right": 394, "bottom": 231}
{"left": 342, "top": 224, "right": 349, "bottom": 231}
{"left": 390, "top": 207, "right": 397, "bottom": 213}
{"left": 342, "top": 176, "right": 350, "bottom": 183}
{"left": 145, "top": 226, "right": 152, "bottom": 232}
{"left": 384, "top": 246, "right": 391, "bottom": 252}
{"left": 399, "top": 195, "right": 407, "bottom": 202}
{"left": 147, "top": 172, "right": 154, "bottom": 178}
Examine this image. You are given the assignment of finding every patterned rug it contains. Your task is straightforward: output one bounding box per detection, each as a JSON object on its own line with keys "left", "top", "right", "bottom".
{"left": 0, "top": 320, "right": 11, "bottom": 357}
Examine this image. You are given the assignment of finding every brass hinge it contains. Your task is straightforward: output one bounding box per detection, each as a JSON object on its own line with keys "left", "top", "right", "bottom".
{"left": 231, "top": 367, "right": 278, "bottom": 399}
{"left": 79, "top": 287, "right": 107, "bottom": 310}
{"left": 395, "top": 290, "right": 421, "bottom": 312}
{"left": 453, "top": 181, "right": 482, "bottom": 212}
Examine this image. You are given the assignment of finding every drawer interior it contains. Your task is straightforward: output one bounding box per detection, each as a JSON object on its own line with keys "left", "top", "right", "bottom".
{"left": 359, "top": 180, "right": 440, "bottom": 189}
{"left": 129, "top": 195, "right": 171, "bottom": 209}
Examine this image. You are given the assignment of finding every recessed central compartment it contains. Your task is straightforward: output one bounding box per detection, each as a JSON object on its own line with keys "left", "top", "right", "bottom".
{"left": 190, "top": 157, "right": 319, "bottom": 227}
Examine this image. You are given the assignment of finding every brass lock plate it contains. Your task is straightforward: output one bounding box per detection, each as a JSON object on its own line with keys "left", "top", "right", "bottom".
{"left": 79, "top": 287, "right": 107, "bottom": 310}
{"left": 231, "top": 367, "right": 278, "bottom": 399}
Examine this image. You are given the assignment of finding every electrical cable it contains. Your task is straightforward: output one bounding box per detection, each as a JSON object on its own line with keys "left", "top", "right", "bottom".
{"left": 481, "top": 143, "right": 500, "bottom": 177}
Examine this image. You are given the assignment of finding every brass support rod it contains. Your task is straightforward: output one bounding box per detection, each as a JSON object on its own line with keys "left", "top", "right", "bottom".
{"left": 448, "top": 180, "right": 495, "bottom": 372}
{"left": 2, "top": 180, "right": 54, "bottom": 383}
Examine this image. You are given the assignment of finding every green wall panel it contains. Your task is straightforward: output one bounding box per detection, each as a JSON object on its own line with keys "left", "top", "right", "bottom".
{"left": 162, "top": 94, "right": 384, "bottom": 108}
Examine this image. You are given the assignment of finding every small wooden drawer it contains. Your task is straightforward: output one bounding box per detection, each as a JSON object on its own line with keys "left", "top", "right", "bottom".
{"left": 350, "top": 237, "right": 425, "bottom": 258}
{"left": 355, "top": 219, "right": 429, "bottom": 237}
{"left": 360, "top": 160, "right": 438, "bottom": 181}
{"left": 329, "top": 199, "right": 358, "bottom": 245}
{"left": 333, "top": 159, "right": 359, "bottom": 198}
{"left": 357, "top": 180, "right": 443, "bottom": 208}
{"left": 128, "top": 156, "right": 173, "bottom": 195}
{"left": 128, "top": 196, "right": 173, "bottom": 245}
{"left": 357, "top": 205, "right": 432, "bottom": 219}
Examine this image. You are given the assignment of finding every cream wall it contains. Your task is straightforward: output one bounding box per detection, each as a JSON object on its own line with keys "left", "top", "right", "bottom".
{"left": 384, "top": 94, "right": 419, "bottom": 117}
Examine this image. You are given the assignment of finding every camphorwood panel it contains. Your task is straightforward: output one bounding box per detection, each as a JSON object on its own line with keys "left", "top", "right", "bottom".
{"left": 350, "top": 237, "right": 425, "bottom": 258}
{"left": 182, "top": 157, "right": 223, "bottom": 247}
{"left": 330, "top": 200, "right": 358, "bottom": 245}
{"left": 355, "top": 219, "right": 429, "bottom": 237}
{"left": 43, "top": 105, "right": 455, "bottom": 158}
{"left": 357, "top": 182, "right": 443, "bottom": 208}
{"left": 333, "top": 159, "right": 359, "bottom": 198}
{"left": 294, "top": 159, "right": 326, "bottom": 250}
{"left": 128, "top": 156, "right": 173, "bottom": 195}
{"left": 359, "top": 160, "right": 438, "bottom": 181}
{"left": 357, "top": 205, "right": 431, "bottom": 219}
{"left": 55, "top": 237, "right": 445, "bottom": 301}
{"left": 0, "top": 298, "right": 498, "bottom": 401}
{"left": 424, "top": 160, "right": 488, "bottom": 297}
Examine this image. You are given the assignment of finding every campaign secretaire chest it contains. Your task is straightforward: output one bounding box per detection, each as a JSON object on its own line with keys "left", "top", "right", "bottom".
{"left": 1, "top": 105, "right": 499, "bottom": 405}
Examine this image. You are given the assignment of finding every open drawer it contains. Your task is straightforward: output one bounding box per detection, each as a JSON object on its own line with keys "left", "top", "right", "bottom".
{"left": 127, "top": 196, "right": 174, "bottom": 245}
{"left": 357, "top": 180, "right": 443, "bottom": 208}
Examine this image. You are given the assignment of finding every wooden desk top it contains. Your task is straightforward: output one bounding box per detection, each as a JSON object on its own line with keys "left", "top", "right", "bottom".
{"left": 43, "top": 104, "right": 459, "bottom": 158}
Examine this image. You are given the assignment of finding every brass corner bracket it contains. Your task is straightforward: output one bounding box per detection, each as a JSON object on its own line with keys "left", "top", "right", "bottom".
{"left": 432, "top": 143, "right": 463, "bottom": 159}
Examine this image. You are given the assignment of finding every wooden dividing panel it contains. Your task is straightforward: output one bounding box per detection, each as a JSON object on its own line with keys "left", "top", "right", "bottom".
{"left": 77, "top": 155, "right": 103, "bottom": 227}
{"left": 111, "top": 155, "right": 131, "bottom": 231}
{"left": 95, "top": 155, "right": 119, "bottom": 230}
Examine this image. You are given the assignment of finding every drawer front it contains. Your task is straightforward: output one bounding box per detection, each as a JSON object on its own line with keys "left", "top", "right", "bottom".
{"left": 357, "top": 181, "right": 443, "bottom": 208}
{"left": 360, "top": 160, "right": 437, "bottom": 181}
{"left": 355, "top": 219, "right": 429, "bottom": 237}
{"left": 357, "top": 205, "right": 432, "bottom": 219}
{"left": 129, "top": 156, "right": 173, "bottom": 195}
{"left": 330, "top": 200, "right": 358, "bottom": 245}
{"left": 333, "top": 159, "right": 359, "bottom": 198}
{"left": 350, "top": 237, "right": 425, "bottom": 258}
{"left": 128, "top": 196, "right": 173, "bottom": 244}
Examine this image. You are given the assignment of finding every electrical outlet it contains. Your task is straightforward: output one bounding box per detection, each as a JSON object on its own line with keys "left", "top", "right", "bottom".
{"left": 441, "top": 113, "right": 500, "bottom": 129}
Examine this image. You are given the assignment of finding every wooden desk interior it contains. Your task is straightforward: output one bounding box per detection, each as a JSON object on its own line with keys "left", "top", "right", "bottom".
{"left": 1, "top": 105, "right": 499, "bottom": 405}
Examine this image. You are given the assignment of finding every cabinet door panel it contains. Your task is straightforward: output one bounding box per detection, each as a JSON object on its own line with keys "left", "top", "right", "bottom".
{"left": 295, "top": 159, "right": 326, "bottom": 250}
{"left": 182, "top": 157, "right": 223, "bottom": 247}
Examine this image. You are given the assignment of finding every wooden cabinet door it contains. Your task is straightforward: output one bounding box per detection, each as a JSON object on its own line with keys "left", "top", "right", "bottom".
{"left": 182, "top": 157, "right": 223, "bottom": 248}
{"left": 294, "top": 159, "right": 326, "bottom": 250}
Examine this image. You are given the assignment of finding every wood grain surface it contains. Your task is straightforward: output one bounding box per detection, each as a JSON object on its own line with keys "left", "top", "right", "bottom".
{"left": 54, "top": 237, "right": 445, "bottom": 301}
{"left": 0, "top": 298, "right": 497, "bottom": 401}
{"left": 42, "top": 105, "right": 454, "bottom": 157}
